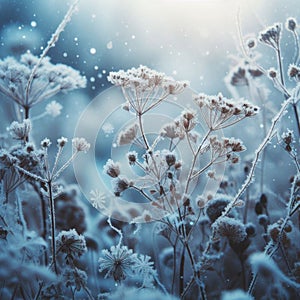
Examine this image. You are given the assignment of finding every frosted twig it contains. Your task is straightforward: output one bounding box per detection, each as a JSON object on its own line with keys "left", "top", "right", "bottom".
{"left": 222, "top": 96, "right": 293, "bottom": 217}
{"left": 107, "top": 216, "right": 123, "bottom": 247}
{"left": 25, "top": 0, "right": 79, "bottom": 107}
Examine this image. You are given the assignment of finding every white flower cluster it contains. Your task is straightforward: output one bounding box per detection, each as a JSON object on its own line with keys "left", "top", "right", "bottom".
{"left": 0, "top": 52, "right": 86, "bottom": 109}
{"left": 194, "top": 93, "right": 259, "bottom": 130}
{"left": 108, "top": 65, "right": 188, "bottom": 114}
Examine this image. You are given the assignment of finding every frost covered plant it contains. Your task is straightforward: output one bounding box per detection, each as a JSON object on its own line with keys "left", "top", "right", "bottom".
{"left": 0, "top": 52, "right": 86, "bottom": 118}
{"left": 194, "top": 93, "right": 259, "bottom": 130}
{"left": 99, "top": 245, "right": 135, "bottom": 282}
{"left": 213, "top": 216, "right": 247, "bottom": 243}
{"left": 56, "top": 229, "right": 87, "bottom": 263}
{"left": 108, "top": 65, "right": 188, "bottom": 115}
{"left": 9, "top": 118, "right": 31, "bottom": 141}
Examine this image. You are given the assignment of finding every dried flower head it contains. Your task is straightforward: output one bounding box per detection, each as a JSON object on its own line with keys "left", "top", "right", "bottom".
{"left": 127, "top": 151, "right": 138, "bottom": 165}
{"left": 108, "top": 66, "right": 188, "bottom": 114}
{"left": 206, "top": 195, "right": 231, "bottom": 222}
{"left": 259, "top": 23, "right": 282, "bottom": 49}
{"left": 103, "top": 159, "right": 121, "bottom": 178}
{"left": 112, "top": 177, "right": 131, "bottom": 196}
{"left": 160, "top": 122, "right": 185, "bottom": 140}
{"left": 56, "top": 229, "right": 87, "bottom": 259}
{"left": 288, "top": 64, "right": 300, "bottom": 81}
{"left": 268, "top": 68, "right": 277, "bottom": 79}
{"left": 72, "top": 137, "right": 90, "bottom": 152}
{"left": 9, "top": 119, "right": 31, "bottom": 140}
{"left": 247, "top": 38, "right": 257, "bottom": 49}
{"left": 57, "top": 136, "right": 68, "bottom": 148}
{"left": 194, "top": 93, "right": 259, "bottom": 130}
{"left": 213, "top": 216, "right": 247, "bottom": 243}
{"left": 99, "top": 245, "right": 135, "bottom": 282}
{"left": 117, "top": 123, "right": 139, "bottom": 146}
{"left": 41, "top": 138, "right": 51, "bottom": 148}
{"left": 0, "top": 52, "right": 86, "bottom": 109}
{"left": 286, "top": 17, "right": 297, "bottom": 31}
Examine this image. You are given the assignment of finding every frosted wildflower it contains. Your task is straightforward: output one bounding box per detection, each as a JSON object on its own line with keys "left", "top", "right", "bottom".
{"left": 103, "top": 159, "right": 121, "bottom": 178}
{"left": 133, "top": 254, "right": 156, "bottom": 287}
{"left": 0, "top": 52, "right": 86, "bottom": 110}
{"left": 9, "top": 119, "right": 31, "bottom": 140}
{"left": 41, "top": 138, "right": 51, "bottom": 148}
{"left": 117, "top": 123, "right": 139, "bottom": 146}
{"left": 112, "top": 177, "right": 131, "bottom": 196}
{"left": 72, "top": 137, "right": 90, "bottom": 152}
{"left": 288, "top": 64, "right": 300, "bottom": 81}
{"left": 56, "top": 229, "right": 87, "bottom": 258}
{"left": 247, "top": 38, "right": 257, "bottom": 49}
{"left": 213, "top": 216, "right": 247, "bottom": 243}
{"left": 281, "top": 129, "right": 294, "bottom": 152}
{"left": 165, "top": 152, "right": 176, "bottom": 166}
{"left": 162, "top": 78, "right": 189, "bottom": 95}
{"left": 286, "top": 17, "right": 297, "bottom": 31}
{"left": 206, "top": 194, "right": 231, "bottom": 222}
{"left": 160, "top": 121, "right": 185, "bottom": 140}
{"left": 98, "top": 245, "right": 135, "bottom": 282}
{"left": 268, "top": 68, "right": 277, "bottom": 79}
{"left": 180, "top": 109, "right": 197, "bottom": 132}
{"left": 229, "top": 66, "right": 248, "bottom": 86}
{"left": 194, "top": 93, "right": 259, "bottom": 130}
{"left": 57, "top": 136, "right": 68, "bottom": 148}
{"left": 258, "top": 23, "right": 282, "bottom": 49}
{"left": 45, "top": 100, "right": 63, "bottom": 117}
{"left": 209, "top": 136, "right": 246, "bottom": 163}
{"left": 127, "top": 151, "right": 138, "bottom": 165}
{"left": 221, "top": 289, "right": 254, "bottom": 300}
{"left": 108, "top": 66, "right": 188, "bottom": 114}
{"left": 63, "top": 268, "right": 88, "bottom": 291}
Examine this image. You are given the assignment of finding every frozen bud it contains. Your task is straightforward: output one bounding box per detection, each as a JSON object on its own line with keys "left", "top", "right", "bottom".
{"left": 41, "top": 138, "right": 51, "bottom": 148}
{"left": 112, "top": 177, "right": 130, "bottom": 196}
{"left": 258, "top": 214, "right": 268, "bottom": 226}
{"left": 9, "top": 119, "right": 31, "bottom": 140}
{"left": 259, "top": 193, "right": 268, "bottom": 206}
{"left": 182, "top": 110, "right": 196, "bottom": 121}
{"left": 72, "top": 137, "right": 90, "bottom": 152}
{"left": 25, "top": 142, "right": 35, "bottom": 153}
{"left": 196, "top": 196, "right": 206, "bottom": 208}
{"left": 286, "top": 17, "right": 297, "bottom": 31}
{"left": 288, "top": 64, "right": 300, "bottom": 79}
{"left": 267, "top": 223, "right": 280, "bottom": 242}
{"left": 127, "top": 151, "right": 138, "bottom": 165}
{"left": 165, "top": 152, "right": 176, "bottom": 166}
{"left": 122, "top": 102, "right": 130, "bottom": 111}
{"left": 103, "top": 159, "right": 120, "bottom": 177}
{"left": 174, "top": 161, "right": 182, "bottom": 169}
{"left": 246, "top": 223, "right": 256, "bottom": 237}
{"left": 45, "top": 100, "right": 63, "bottom": 117}
{"left": 281, "top": 129, "right": 294, "bottom": 145}
{"left": 284, "top": 221, "right": 293, "bottom": 233}
{"left": 57, "top": 137, "right": 68, "bottom": 148}
{"left": 268, "top": 68, "right": 277, "bottom": 79}
{"left": 247, "top": 38, "right": 256, "bottom": 49}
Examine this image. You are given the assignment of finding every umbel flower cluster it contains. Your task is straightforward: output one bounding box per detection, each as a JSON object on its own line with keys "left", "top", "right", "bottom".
{"left": 0, "top": 52, "right": 86, "bottom": 117}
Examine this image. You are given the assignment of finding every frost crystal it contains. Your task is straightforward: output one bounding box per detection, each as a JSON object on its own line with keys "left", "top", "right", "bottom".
{"left": 45, "top": 100, "right": 63, "bottom": 117}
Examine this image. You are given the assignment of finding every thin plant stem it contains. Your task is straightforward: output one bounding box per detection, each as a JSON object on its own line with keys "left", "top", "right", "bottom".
{"left": 48, "top": 180, "right": 58, "bottom": 274}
